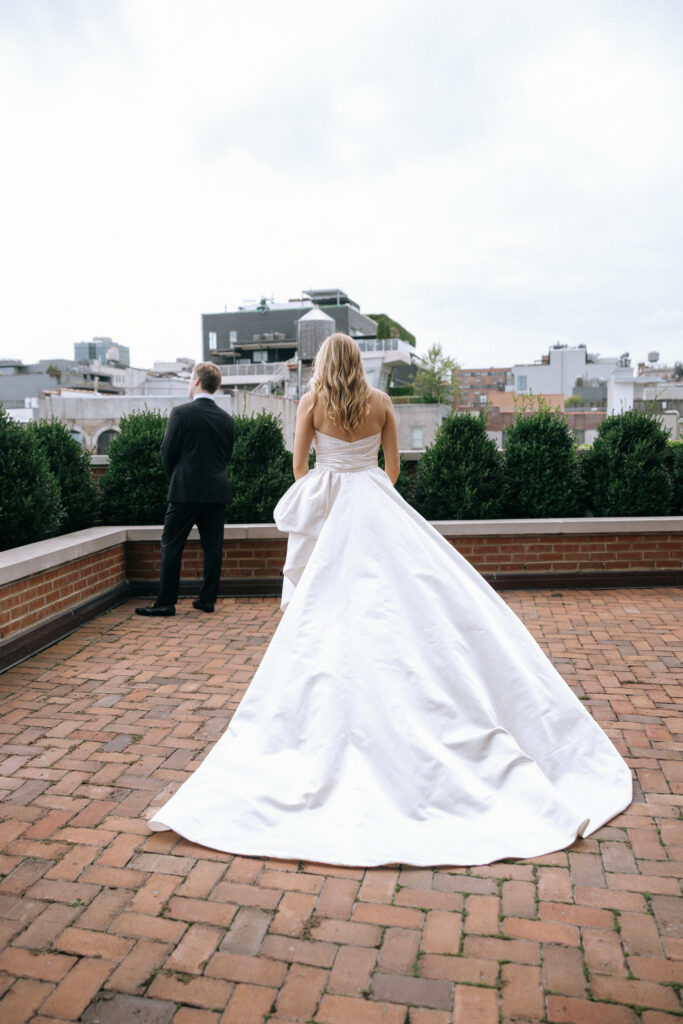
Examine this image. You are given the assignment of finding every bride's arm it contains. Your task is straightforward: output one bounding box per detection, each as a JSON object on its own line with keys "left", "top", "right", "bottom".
{"left": 293, "top": 394, "right": 315, "bottom": 479}
{"left": 381, "top": 395, "right": 400, "bottom": 484}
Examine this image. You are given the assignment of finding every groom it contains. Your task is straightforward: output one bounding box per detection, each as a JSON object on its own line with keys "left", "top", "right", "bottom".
{"left": 136, "top": 361, "right": 235, "bottom": 617}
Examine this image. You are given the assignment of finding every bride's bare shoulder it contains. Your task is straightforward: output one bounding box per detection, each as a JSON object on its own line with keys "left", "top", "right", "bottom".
{"left": 369, "top": 388, "right": 392, "bottom": 408}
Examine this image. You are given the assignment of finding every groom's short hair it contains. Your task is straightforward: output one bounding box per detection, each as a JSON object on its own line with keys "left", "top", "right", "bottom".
{"left": 193, "top": 362, "right": 222, "bottom": 394}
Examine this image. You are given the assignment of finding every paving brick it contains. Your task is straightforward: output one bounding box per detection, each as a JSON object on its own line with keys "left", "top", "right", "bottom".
{"left": 501, "top": 963, "right": 544, "bottom": 1019}
{"left": 503, "top": 916, "right": 580, "bottom": 946}
{"left": 463, "top": 935, "right": 540, "bottom": 965}
{"left": 219, "top": 908, "right": 270, "bottom": 955}
{"left": 590, "top": 976, "right": 681, "bottom": 1012}
{"left": 463, "top": 894, "right": 499, "bottom": 934}
{"left": 619, "top": 911, "right": 664, "bottom": 955}
{"left": 453, "top": 985, "right": 498, "bottom": 1024}
{"left": 542, "top": 945, "right": 587, "bottom": 996}
{"left": 111, "top": 911, "right": 187, "bottom": 944}
{"left": 40, "top": 957, "right": 117, "bottom": 1019}
{"left": 311, "top": 918, "right": 382, "bottom": 946}
{"left": 409, "top": 1011, "right": 450, "bottom": 1024}
{"left": 211, "top": 883, "right": 280, "bottom": 911}
{"left": 316, "top": 877, "right": 359, "bottom": 919}
{"left": 205, "top": 951, "right": 287, "bottom": 987}
{"left": 327, "top": 945, "right": 376, "bottom": 996}
{"left": 105, "top": 939, "right": 171, "bottom": 995}
{"left": 81, "top": 991, "right": 175, "bottom": 1024}
{"left": 269, "top": 891, "right": 317, "bottom": 937}
{"left": 377, "top": 927, "right": 420, "bottom": 973}
{"left": 422, "top": 910, "right": 462, "bottom": 955}
{"left": 538, "top": 866, "right": 573, "bottom": 903}
{"left": 583, "top": 928, "right": 628, "bottom": 976}
{"left": 275, "top": 963, "right": 327, "bottom": 1019}
{"left": 371, "top": 973, "right": 452, "bottom": 1010}
{"left": 13, "top": 903, "right": 81, "bottom": 950}
{"left": 352, "top": 903, "right": 424, "bottom": 929}
{"left": 221, "top": 982, "right": 277, "bottom": 1023}
{"left": 178, "top": 861, "right": 226, "bottom": 899}
{"left": 547, "top": 995, "right": 640, "bottom": 1023}
{"left": 166, "top": 924, "right": 222, "bottom": 975}
{"left": 0, "top": 977, "right": 54, "bottom": 1024}
{"left": 259, "top": 934, "right": 337, "bottom": 968}
{"left": 502, "top": 879, "right": 536, "bottom": 917}
{"left": 420, "top": 953, "right": 498, "bottom": 985}
{"left": 0, "top": 947, "right": 76, "bottom": 982}
{"left": 26, "top": 878, "right": 100, "bottom": 906}
{"left": 358, "top": 868, "right": 399, "bottom": 903}
{"left": 173, "top": 1009, "right": 219, "bottom": 1024}
{"left": 166, "top": 897, "right": 238, "bottom": 928}
{"left": 54, "top": 926, "right": 133, "bottom": 960}
{"left": 130, "top": 873, "right": 183, "bottom": 915}
{"left": 148, "top": 973, "right": 233, "bottom": 1012}
{"left": 394, "top": 886, "right": 463, "bottom": 911}
{"left": 316, "top": 993, "right": 407, "bottom": 1023}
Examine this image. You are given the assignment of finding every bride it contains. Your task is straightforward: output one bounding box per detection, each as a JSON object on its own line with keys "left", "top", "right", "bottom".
{"left": 149, "top": 332, "right": 632, "bottom": 866}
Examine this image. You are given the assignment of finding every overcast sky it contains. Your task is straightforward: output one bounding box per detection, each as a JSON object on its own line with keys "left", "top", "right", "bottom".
{"left": 1, "top": 0, "right": 681, "bottom": 371}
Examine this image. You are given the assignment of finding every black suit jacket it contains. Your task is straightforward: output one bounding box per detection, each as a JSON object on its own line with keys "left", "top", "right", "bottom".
{"left": 161, "top": 397, "right": 235, "bottom": 504}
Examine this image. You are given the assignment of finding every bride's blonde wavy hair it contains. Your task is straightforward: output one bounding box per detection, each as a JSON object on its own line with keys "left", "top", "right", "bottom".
{"left": 308, "top": 333, "right": 371, "bottom": 432}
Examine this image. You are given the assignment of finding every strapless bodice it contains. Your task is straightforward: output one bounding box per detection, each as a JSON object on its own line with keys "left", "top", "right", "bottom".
{"left": 313, "top": 430, "right": 381, "bottom": 473}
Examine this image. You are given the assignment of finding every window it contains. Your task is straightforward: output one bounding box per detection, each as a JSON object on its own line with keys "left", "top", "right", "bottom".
{"left": 97, "top": 429, "right": 118, "bottom": 454}
{"left": 411, "top": 426, "right": 424, "bottom": 449}
{"left": 229, "top": 330, "right": 238, "bottom": 346}
{"left": 69, "top": 429, "right": 84, "bottom": 445}
{"left": 480, "top": 394, "right": 487, "bottom": 404}
{"left": 517, "top": 375, "right": 527, "bottom": 390}
{"left": 252, "top": 350, "right": 267, "bottom": 363}
{"left": 208, "top": 331, "right": 217, "bottom": 349}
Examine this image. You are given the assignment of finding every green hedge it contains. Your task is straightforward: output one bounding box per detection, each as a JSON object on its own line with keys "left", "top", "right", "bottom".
{"left": 28, "top": 419, "right": 98, "bottom": 533}
{"left": 503, "top": 407, "right": 581, "bottom": 518}
{"left": 0, "top": 408, "right": 63, "bottom": 550}
{"left": 414, "top": 413, "right": 504, "bottom": 519}
{"left": 225, "top": 412, "right": 294, "bottom": 523}
{"left": 582, "top": 409, "right": 672, "bottom": 516}
{"left": 100, "top": 410, "right": 169, "bottom": 525}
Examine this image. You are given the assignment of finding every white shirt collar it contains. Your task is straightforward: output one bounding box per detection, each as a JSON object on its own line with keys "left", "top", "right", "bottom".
{"left": 193, "top": 392, "right": 215, "bottom": 401}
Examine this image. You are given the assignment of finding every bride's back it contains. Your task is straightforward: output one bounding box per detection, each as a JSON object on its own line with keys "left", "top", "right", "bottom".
{"left": 312, "top": 387, "right": 388, "bottom": 442}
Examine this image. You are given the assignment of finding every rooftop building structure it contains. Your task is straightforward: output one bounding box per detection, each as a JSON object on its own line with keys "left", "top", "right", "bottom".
{"left": 508, "top": 343, "right": 630, "bottom": 399}
{"left": 74, "top": 337, "right": 130, "bottom": 367}
{"left": 204, "top": 288, "right": 415, "bottom": 395}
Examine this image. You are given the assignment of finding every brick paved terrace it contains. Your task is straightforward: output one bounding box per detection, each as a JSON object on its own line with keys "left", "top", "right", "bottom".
{"left": 0, "top": 588, "right": 681, "bottom": 1024}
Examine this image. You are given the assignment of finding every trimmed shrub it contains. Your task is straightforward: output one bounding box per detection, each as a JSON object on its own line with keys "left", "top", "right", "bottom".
{"left": 225, "top": 411, "right": 294, "bottom": 523}
{"left": 0, "top": 408, "right": 63, "bottom": 550}
{"left": 669, "top": 442, "right": 683, "bottom": 515}
{"left": 28, "top": 419, "right": 98, "bottom": 533}
{"left": 100, "top": 410, "right": 169, "bottom": 525}
{"left": 503, "top": 407, "right": 581, "bottom": 518}
{"left": 582, "top": 409, "right": 672, "bottom": 516}
{"left": 414, "top": 412, "right": 504, "bottom": 519}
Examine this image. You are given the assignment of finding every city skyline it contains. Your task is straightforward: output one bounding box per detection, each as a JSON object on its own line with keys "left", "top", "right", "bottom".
{"left": 1, "top": 0, "right": 681, "bottom": 370}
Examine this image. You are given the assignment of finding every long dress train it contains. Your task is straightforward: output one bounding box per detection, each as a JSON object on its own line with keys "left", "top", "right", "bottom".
{"left": 149, "top": 431, "right": 632, "bottom": 866}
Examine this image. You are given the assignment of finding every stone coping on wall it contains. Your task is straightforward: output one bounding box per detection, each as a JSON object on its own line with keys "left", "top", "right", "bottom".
{"left": 0, "top": 527, "right": 129, "bottom": 587}
{"left": 2, "top": 517, "right": 682, "bottom": 588}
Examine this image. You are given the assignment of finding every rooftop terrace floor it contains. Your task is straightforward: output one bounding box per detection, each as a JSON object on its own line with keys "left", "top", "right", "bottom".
{"left": 0, "top": 589, "right": 681, "bottom": 1024}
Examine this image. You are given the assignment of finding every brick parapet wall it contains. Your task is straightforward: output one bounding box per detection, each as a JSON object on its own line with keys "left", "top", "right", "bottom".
{"left": 1, "top": 520, "right": 682, "bottom": 671}
{"left": 123, "top": 531, "right": 683, "bottom": 581}
{"left": 0, "top": 544, "right": 126, "bottom": 643}
{"left": 126, "top": 539, "right": 288, "bottom": 580}
{"left": 450, "top": 533, "right": 683, "bottom": 574}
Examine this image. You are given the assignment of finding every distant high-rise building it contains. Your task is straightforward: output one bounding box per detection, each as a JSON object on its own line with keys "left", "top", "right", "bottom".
{"left": 74, "top": 337, "right": 130, "bottom": 367}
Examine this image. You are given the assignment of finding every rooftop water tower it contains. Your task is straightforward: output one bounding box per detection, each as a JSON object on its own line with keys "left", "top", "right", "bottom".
{"left": 296, "top": 307, "right": 336, "bottom": 361}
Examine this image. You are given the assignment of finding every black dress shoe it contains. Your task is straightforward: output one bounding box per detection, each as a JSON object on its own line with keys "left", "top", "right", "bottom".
{"left": 135, "top": 604, "right": 175, "bottom": 617}
{"left": 192, "top": 599, "right": 214, "bottom": 613}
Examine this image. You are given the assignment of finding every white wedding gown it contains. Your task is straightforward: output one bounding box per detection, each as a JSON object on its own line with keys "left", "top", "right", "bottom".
{"left": 149, "top": 431, "right": 632, "bottom": 866}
